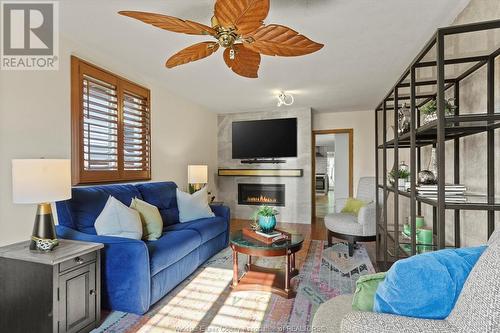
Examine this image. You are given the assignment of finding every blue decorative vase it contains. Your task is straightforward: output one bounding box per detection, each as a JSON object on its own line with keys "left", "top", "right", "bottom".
{"left": 258, "top": 215, "right": 276, "bottom": 233}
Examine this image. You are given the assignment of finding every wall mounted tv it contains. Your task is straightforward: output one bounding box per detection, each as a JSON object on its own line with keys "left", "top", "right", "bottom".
{"left": 232, "top": 118, "right": 298, "bottom": 159}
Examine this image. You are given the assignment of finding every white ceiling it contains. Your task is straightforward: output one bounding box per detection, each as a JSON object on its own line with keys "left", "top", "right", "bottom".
{"left": 60, "top": 0, "right": 469, "bottom": 113}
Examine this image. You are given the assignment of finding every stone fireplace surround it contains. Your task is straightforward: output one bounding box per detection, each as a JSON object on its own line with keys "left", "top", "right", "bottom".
{"left": 217, "top": 108, "right": 312, "bottom": 224}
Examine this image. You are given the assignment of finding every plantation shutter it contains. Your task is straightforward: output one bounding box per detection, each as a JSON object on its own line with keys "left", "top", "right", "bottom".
{"left": 82, "top": 75, "right": 119, "bottom": 171}
{"left": 122, "top": 83, "right": 151, "bottom": 178}
{"left": 72, "top": 57, "right": 151, "bottom": 185}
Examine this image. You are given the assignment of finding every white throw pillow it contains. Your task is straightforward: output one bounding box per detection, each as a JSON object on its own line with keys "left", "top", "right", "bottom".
{"left": 176, "top": 187, "right": 215, "bottom": 223}
{"left": 95, "top": 196, "right": 143, "bottom": 239}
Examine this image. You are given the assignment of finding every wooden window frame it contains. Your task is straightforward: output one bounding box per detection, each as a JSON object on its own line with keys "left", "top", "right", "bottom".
{"left": 71, "top": 56, "right": 151, "bottom": 185}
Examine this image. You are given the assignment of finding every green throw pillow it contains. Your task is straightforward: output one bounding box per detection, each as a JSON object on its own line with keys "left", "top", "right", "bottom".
{"left": 341, "top": 198, "right": 368, "bottom": 215}
{"left": 352, "top": 272, "right": 387, "bottom": 311}
{"left": 130, "top": 198, "right": 163, "bottom": 241}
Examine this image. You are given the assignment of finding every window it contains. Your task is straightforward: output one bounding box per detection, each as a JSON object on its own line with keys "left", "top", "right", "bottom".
{"left": 71, "top": 56, "right": 151, "bottom": 185}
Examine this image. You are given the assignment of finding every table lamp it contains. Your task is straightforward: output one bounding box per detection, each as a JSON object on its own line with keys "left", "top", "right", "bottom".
{"left": 12, "top": 159, "right": 71, "bottom": 251}
{"left": 188, "top": 165, "right": 208, "bottom": 194}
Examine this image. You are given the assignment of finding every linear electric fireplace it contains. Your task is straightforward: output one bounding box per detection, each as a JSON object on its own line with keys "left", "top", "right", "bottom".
{"left": 238, "top": 183, "right": 285, "bottom": 206}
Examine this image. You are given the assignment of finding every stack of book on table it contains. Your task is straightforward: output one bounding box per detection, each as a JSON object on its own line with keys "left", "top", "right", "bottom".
{"left": 416, "top": 184, "right": 467, "bottom": 202}
{"left": 242, "top": 227, "right": 290, "bottom": 244}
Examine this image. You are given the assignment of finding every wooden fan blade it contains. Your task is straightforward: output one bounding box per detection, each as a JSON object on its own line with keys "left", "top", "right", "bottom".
{"left": 223, "top": 44, "right": 261, "bottom": 78}
{"left": 244, "top": 24, "right": 324, "bottom": 57}
{"left": 166, "top": 42, "right": 219, "bottom": 68}
{"left": 119, "top": 11, "right": 216, "bottom": 36}
{"left": 214, "top": 0, "right": 269, "bottom": 36}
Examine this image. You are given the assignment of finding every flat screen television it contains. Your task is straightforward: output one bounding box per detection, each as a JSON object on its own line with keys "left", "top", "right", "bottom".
{"left": 232, "top": 118, "right": 297, "bottom": 159}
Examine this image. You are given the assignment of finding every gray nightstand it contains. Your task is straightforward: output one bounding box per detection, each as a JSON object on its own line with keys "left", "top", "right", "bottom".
{"left": 0, "top": 239, "right": 103, "bottom": 333}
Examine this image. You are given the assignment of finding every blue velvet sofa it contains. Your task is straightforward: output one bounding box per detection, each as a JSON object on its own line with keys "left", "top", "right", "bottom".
{"left": 55, "top": 181, "right": 230, "bottom": 314}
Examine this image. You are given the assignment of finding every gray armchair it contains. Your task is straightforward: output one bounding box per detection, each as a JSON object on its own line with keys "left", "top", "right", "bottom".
{"left": 312, "top": 229, "right": 500, "bottom": 333}
{"left": 324, "top": 177, "right": 377, "bottom": 256}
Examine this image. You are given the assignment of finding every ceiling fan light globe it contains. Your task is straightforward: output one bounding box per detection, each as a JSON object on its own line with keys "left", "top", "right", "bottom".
{"left": 284, "top": 94, "right": 294, "bottom": 106}
{"left": 277, "top": 92, "right": 294, "bottom": 107}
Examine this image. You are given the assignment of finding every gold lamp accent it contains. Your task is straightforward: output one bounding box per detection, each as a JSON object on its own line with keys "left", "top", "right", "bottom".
{"left": 12, "top": 159, "right": 72, "bottom": 251}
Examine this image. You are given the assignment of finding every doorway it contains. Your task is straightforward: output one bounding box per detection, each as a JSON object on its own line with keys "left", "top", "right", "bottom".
{"left": 312, "top": 129, "right": 353, "bottom": 223}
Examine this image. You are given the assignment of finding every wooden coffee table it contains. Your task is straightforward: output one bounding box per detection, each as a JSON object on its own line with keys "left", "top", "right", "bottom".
{"left": 229, "top": 229, "right": 304, "bottom": 298}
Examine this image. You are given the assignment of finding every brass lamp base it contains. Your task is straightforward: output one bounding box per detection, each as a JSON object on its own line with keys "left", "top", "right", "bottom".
{"left": 188, "top": 183, "right": 205, "bottom": 194}
{"left": 30, "top": 203, "right": 59, "bottom": 252}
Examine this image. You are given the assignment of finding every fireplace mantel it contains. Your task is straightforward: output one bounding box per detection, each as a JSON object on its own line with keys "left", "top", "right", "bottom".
{"left": 218, "top": 169, "right": 303, "bottom": 177}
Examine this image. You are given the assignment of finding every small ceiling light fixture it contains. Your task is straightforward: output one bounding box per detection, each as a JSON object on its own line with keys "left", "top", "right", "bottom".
{"left": 277, "top": 91, "right": 294, "bottom": 107}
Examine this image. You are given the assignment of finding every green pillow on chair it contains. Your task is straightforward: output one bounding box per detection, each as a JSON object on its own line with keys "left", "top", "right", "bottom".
{"left": 341, "top": 198, "right": 368, "bottom": 215}
{"left": 352, "top": 272, "right": 387, "bottom": 311}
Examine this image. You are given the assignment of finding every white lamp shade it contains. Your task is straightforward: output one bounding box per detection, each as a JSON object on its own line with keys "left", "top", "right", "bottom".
{"left": 188, "top": 165, "right": 208, "bottom": 184}
{"left": 12, "top": 159, "right": 72, "bottom": 204}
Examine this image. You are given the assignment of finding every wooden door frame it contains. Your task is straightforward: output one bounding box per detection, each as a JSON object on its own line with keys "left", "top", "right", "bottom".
{"left": 311, "top": 129, "right": 354, "bottom": 223}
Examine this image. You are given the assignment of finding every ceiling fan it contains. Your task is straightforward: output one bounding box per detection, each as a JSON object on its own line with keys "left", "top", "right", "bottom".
{"left": 119, "top": 0, "right": 324, "bottom": 78}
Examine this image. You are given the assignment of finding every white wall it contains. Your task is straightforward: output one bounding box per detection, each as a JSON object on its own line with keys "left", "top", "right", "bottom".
{"left": 0, "top": 36, "right": 217, "bottom": 246}
{"left": 334, "top": 133, "right": 350, "bottom": 199}
{"left": 313, "top": 110, "right": 375, "bottom": 195}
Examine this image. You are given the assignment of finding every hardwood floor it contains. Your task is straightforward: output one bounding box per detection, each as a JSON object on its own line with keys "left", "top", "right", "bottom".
{"left": 230, "top": 218, "right": 378, "bottom": 271}
{"left": 315, "top": 191, "right": 335, "bottom": 218}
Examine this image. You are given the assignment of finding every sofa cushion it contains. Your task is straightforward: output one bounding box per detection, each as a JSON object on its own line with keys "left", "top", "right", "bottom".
{"left": 324, "top": 213, "right": 363, "bottom": 236}
{"left": 146, "top": 229, "right": 201, "bottom": 276}
{"left": 136, "top": 182, "right": 179, "bottom": 227}
{"left": 374, "top": 246, "right": 487, "bottom": 319}
{"left": 164, "top": 216, "right": 227, "bottom": 243}
{"left": 64, "top": 184, "right": 143, "bottom": 234}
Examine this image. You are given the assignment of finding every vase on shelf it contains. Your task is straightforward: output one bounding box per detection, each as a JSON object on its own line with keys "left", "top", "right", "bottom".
{"left": 429, "top": 148, "right": 438, "bottom": 181}
{"left": 418, "top": 170, "right": 436, "bottom": 185}
{"left": 418, "top": 148, "right": 438, "bottom": 185}
{"left": 398, "top": 103, "right": 411, "bottom": 135}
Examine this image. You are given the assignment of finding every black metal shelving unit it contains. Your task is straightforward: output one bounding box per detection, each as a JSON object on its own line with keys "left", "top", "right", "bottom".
{"left": 374, "top": 19, "right": 500, "bottom": 270}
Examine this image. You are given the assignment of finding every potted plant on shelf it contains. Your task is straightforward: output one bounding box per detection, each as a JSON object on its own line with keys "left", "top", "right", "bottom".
{"left": 388, "top": 168, "right": 410, "bottom": 189}
{"left": 251, "top": 206, "right": 279, "bottom": 233}
{"left": 420, "top": 98, "right": 457, "bottom": 124}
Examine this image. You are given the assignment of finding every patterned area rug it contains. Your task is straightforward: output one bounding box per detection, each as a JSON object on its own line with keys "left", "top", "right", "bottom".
{"left": 93, "top": 241, "right": 375, "bottom": 333}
